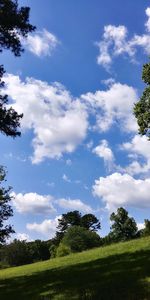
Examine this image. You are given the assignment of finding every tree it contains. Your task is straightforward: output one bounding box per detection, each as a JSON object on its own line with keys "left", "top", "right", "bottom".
{"left": 144, "top": 219, "right": 150, "bottom": 236}
{"left": 62, "top": 226, "right": 101, "bottom": 253}
{"left": 110, "top": 207, "right": 137, "bottom": 242}
{"left": 139, "top": 219, "right": 150, "bottom": 237}
{"left": 134, "top": 62, "right": 150, "bottom": 137}
{"left": 27, "top": 240, "right": 50, "bottom": 262}
{"left": 1, "top": 239, "right": 31, "bottom": 266}
{"left": 57, "top": 211, "right": 81, "bottom": 233}
{"left": 81, "top": 214, "right": 101, "bottom": 231}
{"left": 0, "top": 0, "right": 35, "bottom": 137}
{"left": 0, "top": 66, "right": 23, "bottom": 137}
{"left": 57, "top": 210, "right": 100, "bottom": 235}
{"left": 0, "top": 166, "right": 14, "bottom": 244}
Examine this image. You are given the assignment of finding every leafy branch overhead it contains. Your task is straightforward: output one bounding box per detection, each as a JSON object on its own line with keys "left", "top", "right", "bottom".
{"left": 0, "top": 0, "right": 36, "bottom": 137}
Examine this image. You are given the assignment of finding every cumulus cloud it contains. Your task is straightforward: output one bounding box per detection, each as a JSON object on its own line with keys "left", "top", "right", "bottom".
{"left": 4, "top": 75, "right": 139, "bottom": 163}
{"left": 12, "top": 192, "right": 55, "bottom": 215}
{"left": 93, "top": 140, "right": 114, "bottom": 170}
{"left": 22, "top": 29, "right": 59, "bottom": 57}
{"left": 82, "top": 82, "right": 138, "bottom": 133}
{"left": 93, "top": 172, "right": 150, "bottom": 210}
{"left": 57, "top": 198, "right": 93, "bottom": 213}
{"left": 121, "top": 135, "right": 150, "bottom": 175}
{"left": 4, "top": 74, "right": 88, "bottom": 164}
{"left": 97, "top": 7, "right": 150, "bottom": 69}
{"left": 27, "top": 216, "right": 60, "bottom": 238}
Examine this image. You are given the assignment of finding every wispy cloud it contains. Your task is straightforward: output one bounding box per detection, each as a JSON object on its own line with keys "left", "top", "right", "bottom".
{"left": 93, "top": 140, "right": 114, "bottom": 171}
{"left": 22, "top": 29, "right": 59, "bottom": 57}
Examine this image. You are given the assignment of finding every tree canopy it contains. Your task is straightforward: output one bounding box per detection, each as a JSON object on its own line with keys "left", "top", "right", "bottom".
{"left": 134, "top": 62, "right": 150, "bottom": 137}
{"left": 57, "top": 210, "right": 101, "bottom": 235}
{"left": 110, "top": 207, "right": 137, "bottom": 242}
{"left": 0, "top": 166, "right": 14, "bottom": 244}
{"left": 0, "top": 0, "right": 35, "bottom": 137}
{"left": 61, "top": 225, "right": 101, "bottom": 253}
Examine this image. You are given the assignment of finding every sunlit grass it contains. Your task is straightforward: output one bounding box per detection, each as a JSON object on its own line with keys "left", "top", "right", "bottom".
{"left": 0, "top": 236, "right": 150, "bottom": 299}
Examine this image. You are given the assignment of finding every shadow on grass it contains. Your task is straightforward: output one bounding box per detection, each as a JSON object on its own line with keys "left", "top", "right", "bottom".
{"left": 0, "top": 249, "right": 150, "bottom": 300}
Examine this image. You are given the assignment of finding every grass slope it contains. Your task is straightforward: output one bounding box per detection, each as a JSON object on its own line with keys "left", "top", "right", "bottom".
{"left": 0, "top": 237, "right": 150, "bottom": 299}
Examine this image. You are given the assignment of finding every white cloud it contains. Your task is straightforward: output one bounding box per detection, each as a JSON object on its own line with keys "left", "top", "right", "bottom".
{"left": 124, "top": 161, "right": 150, "bottom": 176}
{"left": 22, "top": 29, "right": 59, "bottom": 57}
{"left": 62, "top": 174, "right": 71, "bottom": 183}
{"left": 86, "top": 140, "right": 94, "bottom": 150}
{"left": 27, "top": 216, "right": 60, "bottom": 238}
{"left": 47, "top": 182, "right": 55, "bottom": 188}
{"left": 16, "top": 233, "right": 31, "bottom": 241}
{"left": 97, "top": 25, "right": 131, "bottom": 68}
{"left": 93, "top": 172, "right": 150, "bottom": 210}
{"left": 97, "top": 7, "right": 150, "bottom": 69}
{"left": 4, "top": 75, "right": 88, "bottom": 164}
{"left": 121, "top": 135, "right": 150, "bottom": 175}
{"left": 82, "top": 82, "right": 138, "bottom": 133}
{"left": 129, "top": 34, "right": 150, "bottom": 56}
{"left": 145, "top": 8, "right": 150, "bottom": 32}
{"left": 57, "top": 198, "right": 93, "bottom": 213}
{"left": 122, "top": 135, "right": 150, "bottom": 160}
{"left": 12, "top": 192, "right": 55, "bottom": 215}
{"left": 66, "top": 159, "right": 72, "bottom": 166}
{"left": 101, "top": 78, "right": 115, "bottom": 87}
{"left": 137, "top": 223, "right": 145, "bottom": 231}
{"left": 93, "top": 140, "right": 114, "bottom": 170}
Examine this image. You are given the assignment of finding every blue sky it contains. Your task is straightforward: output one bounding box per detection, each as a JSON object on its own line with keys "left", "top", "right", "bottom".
{"left": 1, "top": 0, "right": 150, "bottom": 241}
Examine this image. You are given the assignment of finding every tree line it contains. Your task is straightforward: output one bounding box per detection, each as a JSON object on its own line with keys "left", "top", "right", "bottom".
{"left": 0, "top": 208, "right": 150, "bottom": 269}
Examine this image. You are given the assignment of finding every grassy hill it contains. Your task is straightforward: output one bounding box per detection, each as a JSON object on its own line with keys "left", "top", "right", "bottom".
{"left": 0, "top": 237, "right": 150, "bottom": 300}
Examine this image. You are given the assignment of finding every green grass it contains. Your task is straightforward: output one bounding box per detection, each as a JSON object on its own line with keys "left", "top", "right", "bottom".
{"left": 0, "top": 237, "right": 150, "bottom": 299}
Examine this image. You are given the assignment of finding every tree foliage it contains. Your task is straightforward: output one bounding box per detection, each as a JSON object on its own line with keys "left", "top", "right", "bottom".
{"left": 134, "top": 62, "right": 150, "bottom": 137}
{"left": 139, "top": 219, "right": 150, "bottom": 237}
{"left": 81, "top": 213, "right": 101, "bottom": 231}
{"left": 110, "top": 207, "right": 137, "bottom": 242}
{"left": 62, "top": 225, "right": 101, "bottom": 253}
{"left": 57, "top": 210, "right": 101, "bottom": 235}
{"left": 1, "top": 239, "right": 31, "bottom": 266}
{"left": 56, "top": 243, "right": 71, "bottom": 257}
{"left": 0, "top": 0, "right": 35, "bottom": 56}
{"left": 57, "top": 211, "right": 81, "bottom": 233}
{"left": 0, "top": 166, "right": 14, "bottom": 244}
{"left": 0, "top": 239, "right": 50, "bottom": 266}
{"left": 0, "top": 66, "right": 23, "bottom": 137}
{"left": 0, "top": 0, "right": 35, "bottom": 137}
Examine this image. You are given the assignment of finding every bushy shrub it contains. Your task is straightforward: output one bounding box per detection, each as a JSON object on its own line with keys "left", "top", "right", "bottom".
{"left": 49, "top": 244, "right": 57, "bottom": 258}
{"left": 56, "top": 243, "right": 71, "bottom": 257}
